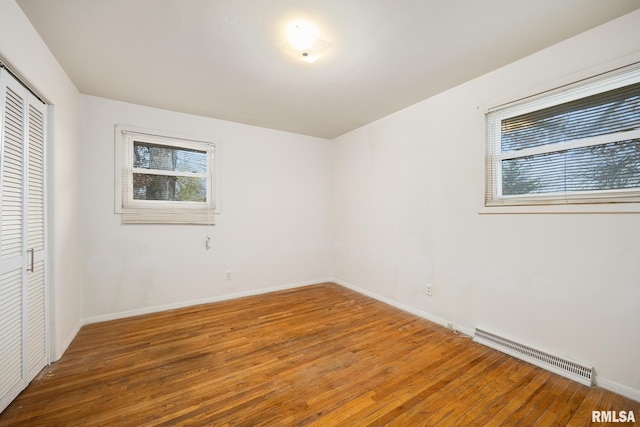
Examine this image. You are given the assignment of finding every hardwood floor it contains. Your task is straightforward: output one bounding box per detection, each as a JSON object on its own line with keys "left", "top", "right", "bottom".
{"left": 0, "top": 283, "right": 637, "bottom": 426}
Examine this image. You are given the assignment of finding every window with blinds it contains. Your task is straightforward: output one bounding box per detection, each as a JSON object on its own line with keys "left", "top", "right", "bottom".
{"left": 486, "top": 64, "right": 640, "bottom": 206}
{"left": 115, "top": 127, "right": 217, "bottom": 224}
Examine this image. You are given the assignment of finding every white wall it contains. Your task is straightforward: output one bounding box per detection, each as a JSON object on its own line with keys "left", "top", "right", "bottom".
{"left": 80, "top": 96, "right": 332, "bottom": 321}
{"left": 0, "top": 0, "right": 83, "bottom": 360}
{"left": 332, "top": 10, "right": 640, "bottom": 398}
{"left": 4, "top": 0, "right": 638, "bottom": 401}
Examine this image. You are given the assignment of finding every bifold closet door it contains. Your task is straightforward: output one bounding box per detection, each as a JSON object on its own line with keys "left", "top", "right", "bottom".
{"left": 0, "top": 68, "right": 47, "bottom": 413}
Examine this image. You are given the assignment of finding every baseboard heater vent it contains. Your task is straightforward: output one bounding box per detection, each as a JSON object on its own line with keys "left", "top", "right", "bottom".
{"left": 474, "top": 328, "right": 593, "bottom": 386}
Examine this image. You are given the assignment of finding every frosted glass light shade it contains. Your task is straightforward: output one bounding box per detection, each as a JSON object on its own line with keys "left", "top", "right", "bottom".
{"left": 282, "top": 21, "right": 332, "bottom": 63}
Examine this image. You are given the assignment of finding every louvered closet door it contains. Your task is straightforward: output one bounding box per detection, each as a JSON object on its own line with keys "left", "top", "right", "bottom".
{"left": 25, "top": 87, "right": 47, "bottom": 383}
{"left": 0, "top": 68, "right": 47, "bottom": 413}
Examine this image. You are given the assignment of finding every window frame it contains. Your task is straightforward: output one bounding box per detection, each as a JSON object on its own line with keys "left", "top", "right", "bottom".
{"left": 115, "top": 125, "right": 220, "bottom": 224}
{"left": 485, "top": 64, "right": 640, "bottom": 209}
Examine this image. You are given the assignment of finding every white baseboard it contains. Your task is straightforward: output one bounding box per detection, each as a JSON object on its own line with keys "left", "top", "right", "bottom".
{"left": 82, "top": 278, "right": 332, "bottom": 325}
{"left": 331, "top": 277, "right": 640, "bottom": 402}
{"left": 78, "top": 276, "right": 640, "bottom": 402}
{"left": 595, "top": 375, "right": 640, "bottom": 402}
{"left": 331, "top": 277, "right": 476, "bottom": 337}
{"left": 52, "top": 319, "right": 82, "bottom": 362}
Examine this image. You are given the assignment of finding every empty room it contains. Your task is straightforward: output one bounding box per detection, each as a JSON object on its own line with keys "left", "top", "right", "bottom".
{"left": 1, "top": 0, "right": 640, "bottom": 425}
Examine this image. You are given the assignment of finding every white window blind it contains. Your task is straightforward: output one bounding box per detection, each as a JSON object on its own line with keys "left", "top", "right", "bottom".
{"left": 486, "top": 64, "right": 640, "bottom": 206}
{"left": 116, "top": 128, "right": 216, "bottom": 225}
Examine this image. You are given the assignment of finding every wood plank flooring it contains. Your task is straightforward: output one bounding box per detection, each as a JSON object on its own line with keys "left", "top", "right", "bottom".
{"left": 0, "top": 283, "right": 637, "bottom": 426}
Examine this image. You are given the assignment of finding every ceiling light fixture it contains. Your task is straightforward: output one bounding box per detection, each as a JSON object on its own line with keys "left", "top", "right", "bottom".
{"left": 281, "top": 20, "right": 332, "bottom": 64}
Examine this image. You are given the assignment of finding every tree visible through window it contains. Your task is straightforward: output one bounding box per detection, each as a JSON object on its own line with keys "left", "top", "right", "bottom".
{"left": 115, "top": 128, "right": 217, "bottom": 225}
{"left": 132, "top": 142, "right": 207, "bottom": 202}
{"left": 486, "top": 66, "right": 640, "bottom": 206}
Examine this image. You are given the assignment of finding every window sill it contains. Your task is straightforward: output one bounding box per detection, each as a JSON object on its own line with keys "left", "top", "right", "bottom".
{"left": 480, "top": 203, "right": 640, "bottom": 215}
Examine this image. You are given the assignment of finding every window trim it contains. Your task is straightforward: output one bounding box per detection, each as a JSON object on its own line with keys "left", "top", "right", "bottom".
{"left": 485, "top": 63, "right": 640, "bottom": 209}
{"left": 115, "top": 125, "right": 221, "bottom": 224}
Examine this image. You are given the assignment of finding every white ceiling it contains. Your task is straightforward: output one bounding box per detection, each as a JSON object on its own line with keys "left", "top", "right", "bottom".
{"left": 17, "top": 0, "right": 640, "bottom": 139}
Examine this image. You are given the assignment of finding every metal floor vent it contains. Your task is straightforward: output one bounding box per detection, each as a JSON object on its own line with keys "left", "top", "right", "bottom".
{"left": 474, "top": 328, "right": 593, "bottom": 386}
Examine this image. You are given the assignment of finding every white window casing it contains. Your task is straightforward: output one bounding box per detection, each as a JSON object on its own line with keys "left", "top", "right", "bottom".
{"left": 115, "top": 126, "right": 219, "bottom": 225}
{"left": 486, "top": 63, "right": 640, "bottom": 208}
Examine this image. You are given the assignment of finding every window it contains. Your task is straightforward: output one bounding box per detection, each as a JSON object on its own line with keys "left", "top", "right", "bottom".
{"left": 115, "top": 126, "right": 218, "bottom": 224}
{"left": 486, "top": 64, "right": 640, "bottom": 207}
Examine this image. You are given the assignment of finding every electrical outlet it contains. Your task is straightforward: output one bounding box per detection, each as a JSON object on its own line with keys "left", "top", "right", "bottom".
{"left": 225, "top": 270, "right": 232, "bottom": 280}
{"left": 425, "top": 283, "right": 432, "bottom": 297}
